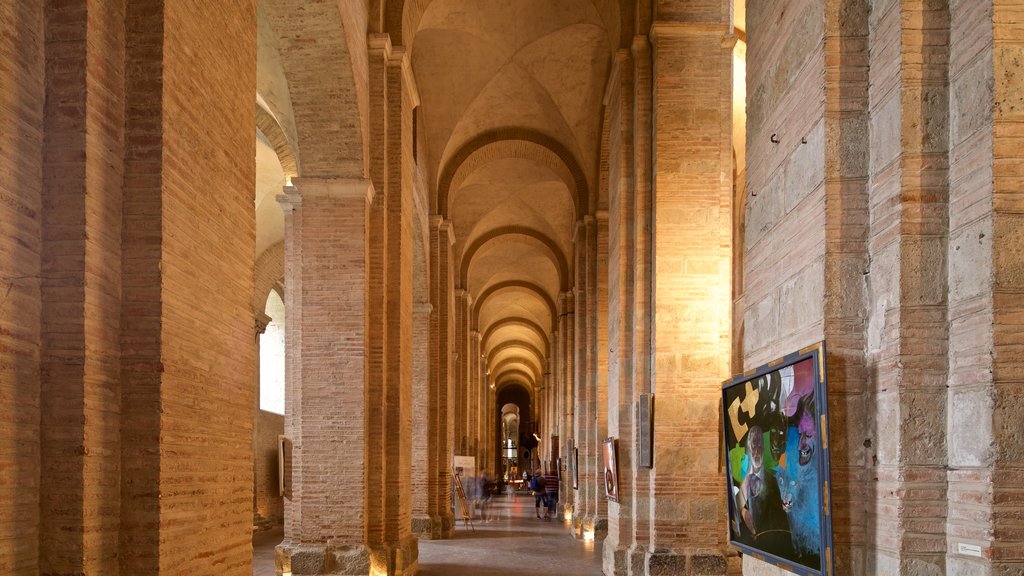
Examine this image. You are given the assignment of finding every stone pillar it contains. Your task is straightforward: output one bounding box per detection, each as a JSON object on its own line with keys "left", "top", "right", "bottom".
{"left": 572, "top": 219, "right": 592, "bottom": 534}
{"left": 276, "top": 180, "right": 375, "bottom": 575}
{"left": 558, "top": 290, "right": 576, "bottom": 526}
{"left": 602, "top": 47, "right": 638, "bottom": 576}
{"left": 594, "top": 212, "right": 610, "bottom": 539}
{"left": 865, "top": 1, "right": 949, "bottom": 573}
{"left": 946, "top": 2, "right": 1024, "bottom": 573}
{"left": 644, "top": 14, "right": 733, "bottom": 573}
{"left": 429, "top": 216, "right": 455, "bottom": 538}
{"left": 628, "top": 30, "right": 655, "bottom": 574}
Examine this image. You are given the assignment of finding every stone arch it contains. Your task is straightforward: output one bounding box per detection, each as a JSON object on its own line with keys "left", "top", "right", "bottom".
{"left": 460, "top": 227, "right": 569, "bottom": 292}
{"left": 472, "top": 280, "right": 557, "bottom": 332}
{"left": 256, "top": 103, "right": 298, "bottom": 178}
{"left": 486, "top": 340, "right": 545, "bottom": 368}
{"left": 495, "top": 371, "right": 536, "bottom": 391}
{"left": 435, "top": 128, "right": 590, "bottom": 219}
{"left": 491, "top": 357, "right": 542, "bottom": 384}
{"left": 254, "top": 241, "right": 285, "bottom": 314}
{"left": 261, "top": 0, "right": 369, "bottom": 178}
{"left": 381, "top": 0, "right": 633, "bottom": 52}
{"left": 481, "top": 318, "right": 549, "bottom": 355}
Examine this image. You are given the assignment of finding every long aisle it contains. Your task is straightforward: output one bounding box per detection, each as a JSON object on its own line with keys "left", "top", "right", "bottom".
{"left": 419, "top": 493, "right": 601, "bottom": 576}
{"left": 252, "top": 493, "right": 603, "bottom": 575}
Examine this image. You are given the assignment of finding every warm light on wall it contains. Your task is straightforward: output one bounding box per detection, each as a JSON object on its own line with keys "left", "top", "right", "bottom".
{"left": 563, "top": 509, "right": 573, "bottom": 521}
{"left": 583, "top": 529, "right": 595, "bottom": 542}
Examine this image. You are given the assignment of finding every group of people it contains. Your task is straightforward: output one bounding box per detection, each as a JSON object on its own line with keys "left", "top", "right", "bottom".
{"left": 527, "top": 468, "right": 559, "bottom": 520}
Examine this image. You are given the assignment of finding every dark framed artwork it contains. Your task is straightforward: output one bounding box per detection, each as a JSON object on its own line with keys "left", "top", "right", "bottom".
{"left": 573, "top": 446, "right": 579, "bottom": 490}
{"left": 637, "top": 393, "right": 653, "bottom": 468}
{"left": 722, "top": 341, "right": 833, "bottom": 576}
{"left": 602, "top": 437, "right": 619, "bottom": 502}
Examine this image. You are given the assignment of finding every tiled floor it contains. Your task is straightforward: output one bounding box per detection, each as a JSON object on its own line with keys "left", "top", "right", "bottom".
{"left": 252, "top": 494, "right": 604, "bottom": 575}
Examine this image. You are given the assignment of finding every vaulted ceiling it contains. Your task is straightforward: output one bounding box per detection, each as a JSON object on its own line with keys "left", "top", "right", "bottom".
{"left": 254, "top": 0, "right": 622, "bottom": 404}
{"left": 411, "top": 0, "right": 617, "bottom": 397}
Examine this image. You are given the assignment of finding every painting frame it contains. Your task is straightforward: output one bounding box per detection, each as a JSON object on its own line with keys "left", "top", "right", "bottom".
{"left": 721, "top": 341, "right": 833, "bottom": 576}
{"left": 602, "top": 437, "right": 619, "bottom": 502}
{"left": 573, "top": 446, "right": 579, "bottom": 490}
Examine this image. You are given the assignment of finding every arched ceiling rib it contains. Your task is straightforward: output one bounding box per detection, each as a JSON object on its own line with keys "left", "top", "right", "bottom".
{"left": 437, "top": 130, "right": 589, "bottom": 219}
{"left": 460, "top": 227, "right": 569, "bottom": 291}
{"left": 473, "top": 281, "right": 556, "bottom": 332}
{"left": 482, "top": 318, "right": 549, "bottom": 355}
{"left": 261, "top": 0, "right": 368, "bottom": 179}
{"left": 491, "top": 357, "right": 542, "bottom": 384}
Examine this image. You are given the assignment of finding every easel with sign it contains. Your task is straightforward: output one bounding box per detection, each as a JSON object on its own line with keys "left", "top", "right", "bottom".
{"left": 452, "top": 470, "right": 475, "bottom": 532}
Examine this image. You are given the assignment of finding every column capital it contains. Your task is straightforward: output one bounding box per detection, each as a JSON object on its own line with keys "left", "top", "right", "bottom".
{"left": 415, "top": 302, "right": 434, "bottom": 315}
{"left": 594, "top": 210, "right": 609, "bottom": 221}
{"left": 290, "top": 177, "right": 376, "bottom": 204}
{"left": 631, "top": 34, "right": 651, "bottom": 59}
{"left": 649, "top": 21, "right": 731, "bottom": 44}
{"left": 430, "top": 215, "right": 456, "bottom": 246}
{"left": 276, "top": 185, "right": 301, "bottom": 213}
{"left": 255, "top": 311, "right": 273, "bottom": 336}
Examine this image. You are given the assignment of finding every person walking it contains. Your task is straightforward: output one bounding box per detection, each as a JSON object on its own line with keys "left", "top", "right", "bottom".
{"left": 543, "top": 465, "right": 559, "bottom": 520}
{"left": 529, "top": 471, "right": 546, "bottom": 518}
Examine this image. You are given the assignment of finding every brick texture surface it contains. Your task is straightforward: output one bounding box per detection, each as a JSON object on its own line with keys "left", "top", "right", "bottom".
{"left": 649, "top": 19, "right": 733, "bottom": 561}
{"left": 40, "top": 0, "right": 126, "bottom": 573}
{"left": 121, "top": 0, "right": 256, "bottom": 573}
{"left": 0, "top": 1, "right": 43, "bottom": 573}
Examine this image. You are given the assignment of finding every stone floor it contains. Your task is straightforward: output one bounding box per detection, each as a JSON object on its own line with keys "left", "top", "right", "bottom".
{"left": 253, "top": 494, "right": 604, "bottom": 575}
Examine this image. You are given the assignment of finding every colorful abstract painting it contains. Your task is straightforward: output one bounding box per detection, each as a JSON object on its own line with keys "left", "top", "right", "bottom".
{"left": 722, "top": 342, "right": 833, "bottom": 576}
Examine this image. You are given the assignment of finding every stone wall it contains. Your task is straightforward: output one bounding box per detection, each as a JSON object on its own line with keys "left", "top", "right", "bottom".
{"left": 744, "top": 0, "right": 1023, "bottom": 574}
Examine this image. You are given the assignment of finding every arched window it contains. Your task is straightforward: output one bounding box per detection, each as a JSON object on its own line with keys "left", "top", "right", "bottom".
{"left": 260, "top": 290, "right": 285, "bottom": 414}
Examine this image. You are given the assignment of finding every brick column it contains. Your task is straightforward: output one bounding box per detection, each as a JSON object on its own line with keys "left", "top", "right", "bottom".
{"left": 469, "top": 330, "right": 481, "bottom": 464}
{"left": 411, "top": 301, "right": 433, "bottom": 538}
{"left": 644, "top": 18, "right": 733, "bottom": 574}
{"left": 865, "top": 1, "right": 950, "bottom": 573}
{"left": 453, "top": 290, "right": 469, "bottom": 457}
{"left": 429, "top": 216, "right": 455, "bottom": 538}
{"left": 275, "top": 180, "right": 374, "bottom": 575}
{"left": 120, "top": 1, "right": 256, "bottom": 572}
{"left": 572, "top": 219, "right": 592, "bottom": 534}
{"left": 367, "top": 34, "right": 419, "bottom": 574}
{"left": 39, "top": 0, "right": 124, "bottom": 572}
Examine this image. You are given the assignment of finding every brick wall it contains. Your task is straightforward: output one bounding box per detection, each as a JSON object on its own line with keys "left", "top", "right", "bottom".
{"left": 254, "top": 410, "right": 284, "bottom": 532}
{"left": 0, "top": 1, "right": 43, "bottom": 572}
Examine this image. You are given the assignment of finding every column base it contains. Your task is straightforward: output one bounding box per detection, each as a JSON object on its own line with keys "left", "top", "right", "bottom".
{"left": 411, "top": 513, "right": 455, "bottom": 540}
{"left": 275, "top": 542, "right": 371, "bottom": 575}
{"left": 602, "top": 539, "right": 630, "bottom": 576}
{"left": 370, "top": 535, "right": 419, "bottom": 576}
{"left": 411, "top": 515, "right": 431, "bottom": 538}
{"left": 644, "top": 547, "right": 726, "bottom": 576}
{"left": 439, "top": 512, "right": 455, "bottom": 538}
